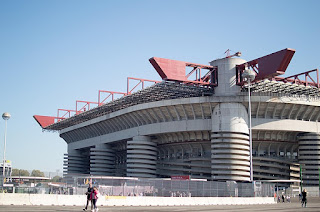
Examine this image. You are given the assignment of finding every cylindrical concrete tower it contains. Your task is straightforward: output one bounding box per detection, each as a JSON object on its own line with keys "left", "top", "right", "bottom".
{"left": 211, "top": 103, "right": 250, "bottom": 181}
{"left": 64, "top": 149, "right": 90, "bottom": 174}
{"left": 210, "top": 57, "right": 247, "bottom": 96}
{"left": 210, "top": 57, "right": 250, "bottom": 181}
{"left": 90, "top": 144, "right": 115, "bottom": 176}
{"left": 127, "top": 136, "right": 157, "bottom": 178}
{"left": 298, "top": 132, "right": 320, "bottom": 186}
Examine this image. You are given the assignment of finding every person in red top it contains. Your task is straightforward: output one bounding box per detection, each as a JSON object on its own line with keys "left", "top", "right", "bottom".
{"left": 90, "top": 187, "right": 99, "bottom": 212}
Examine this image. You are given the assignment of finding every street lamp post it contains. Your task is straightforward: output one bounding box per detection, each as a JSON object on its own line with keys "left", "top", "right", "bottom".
{"left": 242, "top": 69, "right": 256, "bottom": 182}
{"left": 2, "top": 112, "right": 11, "bottom": 189}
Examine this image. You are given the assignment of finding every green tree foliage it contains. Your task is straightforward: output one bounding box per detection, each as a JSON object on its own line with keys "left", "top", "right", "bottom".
{"left": 20, "top": 170, "right": 30, "bottom": 176}
{"left": 52, "top": 175, "right": 63, "bottom": 182}
{"left": 31, "top": 170, "right": 45, "bottom": 177}
{"left": 11, "top": 169, "right": 19, "bottom": 176}
{"left": 11, "top": 169, "right": 30, "bottom": 176}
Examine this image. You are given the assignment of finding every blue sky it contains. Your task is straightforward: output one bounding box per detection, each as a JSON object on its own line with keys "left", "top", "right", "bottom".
{"left": 0, "top": 0, "right": 319, "bottom": 173}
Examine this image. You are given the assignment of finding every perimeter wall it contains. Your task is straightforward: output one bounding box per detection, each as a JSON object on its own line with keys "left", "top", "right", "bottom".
{"left": 0, "top": 193, "right": 276, "bottom": 206}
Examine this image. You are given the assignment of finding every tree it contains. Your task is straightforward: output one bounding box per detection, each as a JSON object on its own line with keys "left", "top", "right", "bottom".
{"left": 11, "top": 169, "right": 29, "bottom": 176}
{"left": 52, "top": 175, "right": 62, "bottom": 182}
{"left": 11, "top": 169, "right": 19, "bottom": 176}
{"left": 31, "top": 170, "right": 45, "bottom": 177}
{"left": 20, "top": 170, "right": 30, "bottom": 176}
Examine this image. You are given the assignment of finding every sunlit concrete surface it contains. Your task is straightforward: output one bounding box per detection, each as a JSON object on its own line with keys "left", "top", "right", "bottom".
{"left": 0, "top": 197, "right": 319, "bottom": 212}
{"left": 0, "top": 193, "right": 275, "bottom": 206}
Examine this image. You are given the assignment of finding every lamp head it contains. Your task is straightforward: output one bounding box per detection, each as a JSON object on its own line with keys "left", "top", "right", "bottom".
{"left": 242, "top": 68, "right": 256, "bottom": 82}
{"left": 2, "top": 112, "right": 11, "bottom": 121}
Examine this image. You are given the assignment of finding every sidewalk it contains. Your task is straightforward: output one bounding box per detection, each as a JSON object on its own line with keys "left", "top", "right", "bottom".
{"left": 0, "top": 197, "right": 319, "bottom": 212}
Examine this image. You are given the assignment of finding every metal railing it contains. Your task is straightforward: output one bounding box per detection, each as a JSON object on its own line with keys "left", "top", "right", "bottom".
{"left": 70, "top": 177, "right": 274, "bottom": 197}
{"left": 2, "top": 176, "right": 275, "bottom": 197}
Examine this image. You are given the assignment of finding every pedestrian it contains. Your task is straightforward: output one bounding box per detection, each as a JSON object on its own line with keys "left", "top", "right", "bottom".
{"left": 83, "top": 183, "right": 93, "bottom": 211}
{"left": 301, "top": 189, "right": 307, "bottom": 208}
{"left": 91, "top": 186, "right": 99, "bottom": 212}
{"left": 287, "top": 195, "right": 291, "bottom": 203}
{"left": 281, "top": 193, "right": 285, "bottom": 203}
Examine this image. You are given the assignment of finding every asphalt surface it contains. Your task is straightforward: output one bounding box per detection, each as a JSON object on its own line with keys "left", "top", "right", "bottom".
{"left": 0, "top": 197, "right": 319, "bottom": 212}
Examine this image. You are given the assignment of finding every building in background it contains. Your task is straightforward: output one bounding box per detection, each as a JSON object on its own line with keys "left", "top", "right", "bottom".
{"left": 34, "top": 49, "right": 320, "bottom": 190}
{"left": 0, "top": 160, "right": 12, "bottom": 180}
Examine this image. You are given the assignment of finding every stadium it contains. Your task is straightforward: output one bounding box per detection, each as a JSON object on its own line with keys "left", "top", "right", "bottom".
{"left": 34, "top": 48, "right": 320, "bottom": 190}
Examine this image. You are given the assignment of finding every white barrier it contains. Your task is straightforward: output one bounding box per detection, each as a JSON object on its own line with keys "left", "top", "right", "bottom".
{"left": 0, "top": 194, "right": 276, "bottom": 206}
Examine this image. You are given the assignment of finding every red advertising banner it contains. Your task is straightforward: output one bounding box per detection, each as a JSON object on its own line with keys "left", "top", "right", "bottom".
{"left": 171, "top": 175, "right": 190, "bottom": 180}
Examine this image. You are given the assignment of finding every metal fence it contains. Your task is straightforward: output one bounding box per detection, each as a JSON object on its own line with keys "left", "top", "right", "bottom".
{"left": 3, "top": 176, "right": 275, "bottom": 197}
{"left": 70, "top": 177, "right": 274, "bottom": 197}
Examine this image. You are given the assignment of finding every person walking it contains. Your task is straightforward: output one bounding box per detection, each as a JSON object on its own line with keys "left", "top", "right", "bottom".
{"left": 301, "top": 189, "right": 307, "bottom": 208}
{"left": 83, "top": 183, "right": 93, "bottom": 211}
{"left": 91, "top": 186, "right": 99, "bottom": 212}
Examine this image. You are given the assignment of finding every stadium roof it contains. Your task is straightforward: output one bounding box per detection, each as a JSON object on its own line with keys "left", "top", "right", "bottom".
{"left": 249, "top": 79, "right": 320, "bottom": 96}
{"left": 41, "top": 81, "right": 213, "bottom": 131}
{"left": 34, "top": 49, "right": 320, "bottom": 132}
{"left": 40, "top": 79, "right": 320, "bottom": 132}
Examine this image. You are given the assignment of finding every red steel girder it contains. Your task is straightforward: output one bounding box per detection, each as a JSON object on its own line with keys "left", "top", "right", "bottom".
{"left": 34, "top": 77, "right": 161, "bottom": 129}
{"left": 149, "top": 57, "right": 217, "bottom": 86}
{"left": 127, "top": 77, "right": 161, "bottom": 94}
{"left": 236, "top": 48, "right": 296, "bottom": 85}
{"left": 57, "top": 109, "right": 77, "bottom": 121}
{"left": 33, "top": 115, "right": 57, "bottom": 128}
{"left": 275, "top": 69, "right": 319, "bottom": 88}
{"left": 34, "top": 110, "right": 77, "bottom": 127}
{"left": 98, "top": 90, "right": 127, "bottom": 106}
{"left": 76, "top": 100, "right": 99, "bottom": 115}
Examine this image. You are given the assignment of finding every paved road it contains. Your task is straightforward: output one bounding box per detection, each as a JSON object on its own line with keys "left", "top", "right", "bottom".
{"left": 0, "top": 198, "right": 319, "bottom": 212}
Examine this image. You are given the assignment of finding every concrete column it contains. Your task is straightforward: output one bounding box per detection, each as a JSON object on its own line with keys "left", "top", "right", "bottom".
{"left": 276, "top": 146, "right": 280, "bottom": 156}
{"left": 90, "top": 144, "right": 115, "bottom": 176}
{"left": 211, "top": 103, "right": 250, "bottom": 181}
{"left": 298, "top": 132, "right": 320, "bottom": 187}
{"left": 290, "top": 146, "right": 294, "bottom": 159}
{"left": 127, "top": 136, "right": 157, "bottom": 178}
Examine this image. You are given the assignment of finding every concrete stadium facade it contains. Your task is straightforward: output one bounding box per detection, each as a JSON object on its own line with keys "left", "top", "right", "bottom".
{"left": 35, "top": 53, "right": 320, "bottom": 187}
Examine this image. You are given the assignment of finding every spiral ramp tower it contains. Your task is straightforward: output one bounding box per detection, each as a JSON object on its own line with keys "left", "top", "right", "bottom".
{"left": 63, "top": 149, "right": 90, "bottom": 175}
{"left": 126, "top": 136, "right": 157, "bottom": 178}
{"left": 211, "top": 103, "right": 250, "bottom": 181}
{"left": 209, "top": 57, "right": 251, "bottom": 181}
{"left": 298, "top": 132, "right": 320, "bottom": 186}
{"left": 90, "top": 144, "right": 115, "bottom": 176}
